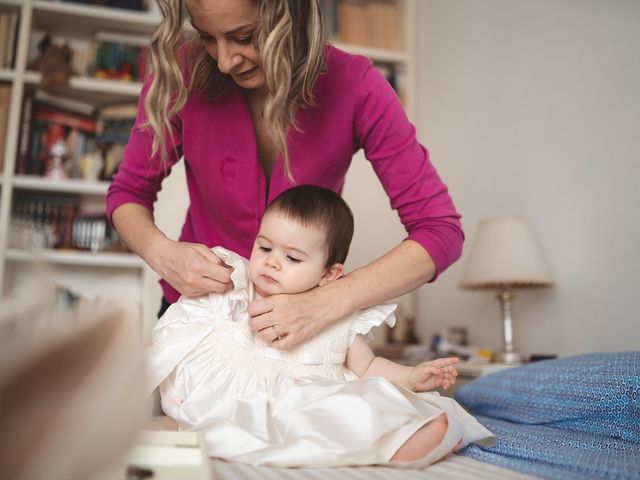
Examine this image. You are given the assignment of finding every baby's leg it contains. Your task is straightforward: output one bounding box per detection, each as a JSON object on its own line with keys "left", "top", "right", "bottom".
{"left": 391, "top": 413, "right": 448, "bottom": 463}
{"left": 144, "top": 415, "right": 178, "bottom": 431}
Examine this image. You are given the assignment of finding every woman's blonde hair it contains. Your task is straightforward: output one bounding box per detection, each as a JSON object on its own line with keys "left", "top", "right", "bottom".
{"left": 144, "top": 0, "right": 327, "bottom": 180}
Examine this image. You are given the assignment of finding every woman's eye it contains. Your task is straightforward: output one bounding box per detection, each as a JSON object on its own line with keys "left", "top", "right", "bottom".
{"left": 197, "top": 32, "right": 215, "bottom": 43}
{"left": 259, "top": 246, "right": 271, "bottom": 252}
{"left": 286, "top": 255, "right": 301, "bottom": 263}
{"left": 236, "top": 34, "right": 253, "bottom": 44}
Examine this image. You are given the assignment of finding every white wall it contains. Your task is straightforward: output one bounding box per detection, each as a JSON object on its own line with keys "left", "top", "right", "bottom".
{"left": 415, "top": 0, "right": 640, "bottom": 357}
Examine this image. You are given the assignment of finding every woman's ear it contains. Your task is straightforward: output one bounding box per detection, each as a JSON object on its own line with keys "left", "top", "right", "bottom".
{"left": 319, "top": 263, "right": 344, "bottom": 286}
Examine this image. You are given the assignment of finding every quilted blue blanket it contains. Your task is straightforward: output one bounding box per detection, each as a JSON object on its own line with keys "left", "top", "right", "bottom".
{"left": 455, "top": 352, "right": 640, "bottom": 479}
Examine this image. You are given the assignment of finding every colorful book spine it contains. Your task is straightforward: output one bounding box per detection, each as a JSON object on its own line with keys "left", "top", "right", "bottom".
{"left": 0, "top": 84, "right": 12, "bottom": 173}
{"left": 35, "top": 108, "right": 98, "bottom": 134}
{"left": 15, "top": 92, "right": 35, "bottom": 175}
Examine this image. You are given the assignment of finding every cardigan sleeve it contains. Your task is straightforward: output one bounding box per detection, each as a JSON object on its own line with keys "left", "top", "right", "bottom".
{"left": 353, "top": 60, "right": 464, "bottom": 281}
{"left": 106, "top": 75, "right": 184, "bottom": 225}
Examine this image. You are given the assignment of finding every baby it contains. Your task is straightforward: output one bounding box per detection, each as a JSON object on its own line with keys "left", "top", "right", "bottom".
{"left": 146, "top": 185, "right": 493, "bottom": 468}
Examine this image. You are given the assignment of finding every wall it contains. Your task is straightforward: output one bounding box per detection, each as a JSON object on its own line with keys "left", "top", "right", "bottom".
{"left": 416, "top": 0, "right": 640, "bottom": 357}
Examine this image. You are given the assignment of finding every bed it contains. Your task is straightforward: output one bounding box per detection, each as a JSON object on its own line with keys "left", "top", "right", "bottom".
{"left": 206, "top": 352, "right": 639, "bottom": 480}
{"left": 2, "top": 300, "right": 637, "bottom": 480}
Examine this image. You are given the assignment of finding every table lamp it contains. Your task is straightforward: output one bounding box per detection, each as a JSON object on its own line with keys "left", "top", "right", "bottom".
{"left": 459, "top": 217, "right": 554, "bottom": 364}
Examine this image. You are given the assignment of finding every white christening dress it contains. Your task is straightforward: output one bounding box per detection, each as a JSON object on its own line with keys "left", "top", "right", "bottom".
{"left": 146, "top": 247, "right": 494, "bottom": 468}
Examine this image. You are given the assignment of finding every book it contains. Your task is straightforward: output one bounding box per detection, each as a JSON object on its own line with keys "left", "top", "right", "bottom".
{"left": 4, "top": 10, "right": 19, "bottom": 68}
{"left": 0, "top": 83, "right": 12, "bottom": 172}
{"left": 334, "top": 0, "right": 401, "bottom": 50}
{"left": 35, "top": 107, "right": 98, "bottom": 134}
{"left": 0, "top": 12, "right": 8, "bottom": 69}
{"left": 15, "top": 90, "right": 35, "bottom": 175}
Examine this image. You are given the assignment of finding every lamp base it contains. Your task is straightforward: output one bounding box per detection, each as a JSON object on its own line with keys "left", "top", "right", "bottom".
{"left": 496, "top": 289, "right": 524, "bottom": 365}
{"left": 498, "top": 350, "right": 524, "bottom": 365}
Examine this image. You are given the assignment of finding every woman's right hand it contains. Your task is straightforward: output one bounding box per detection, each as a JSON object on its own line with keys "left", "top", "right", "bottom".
{"left": 146, "top": 238, "right": 233, "bottom": 297}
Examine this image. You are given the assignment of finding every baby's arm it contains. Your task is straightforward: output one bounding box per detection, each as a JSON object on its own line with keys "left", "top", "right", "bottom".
{"left": 345, "top": 335, "right": 459, "bottom": 392}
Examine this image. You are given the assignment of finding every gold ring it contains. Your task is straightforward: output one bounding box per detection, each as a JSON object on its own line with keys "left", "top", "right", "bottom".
{"left": 271, "top": 324, "right": 283, "bottom": 341}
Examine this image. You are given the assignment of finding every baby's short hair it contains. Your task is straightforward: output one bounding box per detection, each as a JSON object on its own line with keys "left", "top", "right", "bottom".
{"left": 265, "top": 185, "right": 354, "bottom": 267}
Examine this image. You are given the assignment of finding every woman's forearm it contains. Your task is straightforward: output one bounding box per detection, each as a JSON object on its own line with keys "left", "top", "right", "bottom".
{"left": 324, "top": 239, "right": 435, "bottom": 321}
{"left": 111, "top": 203, "right": 170, "bottom": 265}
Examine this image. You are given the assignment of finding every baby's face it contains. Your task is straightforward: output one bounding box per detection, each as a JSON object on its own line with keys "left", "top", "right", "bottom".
{"left": 249, "top": 211, "right": 330, "bottom": 297}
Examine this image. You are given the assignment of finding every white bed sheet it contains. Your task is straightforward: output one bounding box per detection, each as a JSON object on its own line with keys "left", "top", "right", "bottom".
{"left": 209, "top": 455, "right": 540, "bottom": 480}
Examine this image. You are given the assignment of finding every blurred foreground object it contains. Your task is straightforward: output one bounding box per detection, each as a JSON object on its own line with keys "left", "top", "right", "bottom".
{"left": 0, "top": 281, "right": 146, "bottom": 480}
{"left": 98, "top": 431, "right": 210, "bottom": 480}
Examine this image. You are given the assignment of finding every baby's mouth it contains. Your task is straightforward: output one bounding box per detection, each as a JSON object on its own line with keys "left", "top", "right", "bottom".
{"left": 261, "top": 274, "right": 278, "bottom": 284}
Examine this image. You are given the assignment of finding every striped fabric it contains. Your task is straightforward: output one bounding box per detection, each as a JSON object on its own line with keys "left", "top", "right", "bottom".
{"left": 208, "top": 455, "right": 538, "bottom": 480}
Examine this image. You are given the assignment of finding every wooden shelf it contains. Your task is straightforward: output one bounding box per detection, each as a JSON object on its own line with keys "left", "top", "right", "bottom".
{"left": 12, "top": 175, "right": 110, "bottom": 195}
{"left": 5, "top": 248, "right": 143, "bottom": 268}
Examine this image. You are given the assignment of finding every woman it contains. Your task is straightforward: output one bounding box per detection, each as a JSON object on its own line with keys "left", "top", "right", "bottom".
{"left": 107, "top": 0, "right": 463, "bottom": 349}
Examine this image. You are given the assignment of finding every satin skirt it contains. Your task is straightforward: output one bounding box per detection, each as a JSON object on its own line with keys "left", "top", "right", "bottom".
{"left": 161, "top": 371, "right": 494, "bottom": 468}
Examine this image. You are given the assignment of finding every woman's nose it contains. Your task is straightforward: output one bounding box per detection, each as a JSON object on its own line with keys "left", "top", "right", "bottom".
{"left": 216, "top": 42, "right": 243, "bottom": 74}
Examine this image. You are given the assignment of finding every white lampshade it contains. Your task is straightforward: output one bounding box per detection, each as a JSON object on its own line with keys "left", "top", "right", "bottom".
{"left": 460, "top": 217, "right": 554, "bottom": 289}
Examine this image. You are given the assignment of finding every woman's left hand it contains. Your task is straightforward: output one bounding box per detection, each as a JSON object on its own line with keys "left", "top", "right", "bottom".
{"left": 248, "top": 287, "right": 338, "bottom": 350}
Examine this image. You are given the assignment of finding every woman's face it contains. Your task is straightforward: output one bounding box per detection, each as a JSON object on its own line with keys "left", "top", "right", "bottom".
{"left": 185, "top": 0, "right": 265, "bottom": 90}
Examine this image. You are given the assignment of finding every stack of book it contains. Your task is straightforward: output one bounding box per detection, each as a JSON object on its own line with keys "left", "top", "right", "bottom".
{"left": 324, "top": 0, "right": 402, "bottom": 50}
{"left": 11, "top": 192, "right": 123, "bottom": 253}
{"left": 15, "top": 89, "right": 137, "bottom": 181}
{"left": 0, "top": 8, "right": 19, "bottom": 69}
{"left": 11, "top": 192, "right": 79, "bottom": 250}
{"left": 93, "top": 31, "right": 149, "bottom": 82}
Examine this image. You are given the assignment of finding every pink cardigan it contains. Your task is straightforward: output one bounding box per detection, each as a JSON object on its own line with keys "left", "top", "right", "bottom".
{"left": 107, "top": 45, "right": 463, "bottom": 303}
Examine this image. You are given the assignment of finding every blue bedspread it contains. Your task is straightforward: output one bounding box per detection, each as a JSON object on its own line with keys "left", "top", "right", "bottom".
{"left": 455, "top": 352, "right": 640, "bottom": 479}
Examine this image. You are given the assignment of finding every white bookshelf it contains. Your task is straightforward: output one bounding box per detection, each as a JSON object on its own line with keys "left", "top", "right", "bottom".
{"left": 0, "top": 0, "right": 158, "bottom": 337}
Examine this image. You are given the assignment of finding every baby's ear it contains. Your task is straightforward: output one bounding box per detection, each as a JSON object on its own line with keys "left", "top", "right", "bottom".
{"left": 319, "top": 263, "right": 344, "bottom": 286}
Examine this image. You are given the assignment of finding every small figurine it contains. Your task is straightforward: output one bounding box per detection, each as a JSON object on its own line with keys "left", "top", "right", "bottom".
{"left": 28, "top": 34, "right": 75, "bottom": 89}
{"left": 45, "top": 125, "right": 71, "bottom": 180}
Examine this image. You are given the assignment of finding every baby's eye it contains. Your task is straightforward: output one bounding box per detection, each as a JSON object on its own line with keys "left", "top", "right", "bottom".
{"left": 259, "top": 246, "right": 271, "bottom": 252}
{"left": 286, "top": 255, "right": 301, "bottom": 263}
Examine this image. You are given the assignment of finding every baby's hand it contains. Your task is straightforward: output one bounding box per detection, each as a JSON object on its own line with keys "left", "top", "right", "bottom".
{"left": 408, "top": 357, "right": 459, "bottom": 392}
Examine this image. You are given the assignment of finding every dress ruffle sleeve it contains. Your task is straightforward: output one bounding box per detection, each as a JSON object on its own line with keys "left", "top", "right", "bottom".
{"left": 347, "top": 303, "right": 397, "bottom": 347}
{"left": 145, "top": 247, "right": 250, "bottom": 395}
{"left": 210, "top": 246, "right": 251, "bottom": 320}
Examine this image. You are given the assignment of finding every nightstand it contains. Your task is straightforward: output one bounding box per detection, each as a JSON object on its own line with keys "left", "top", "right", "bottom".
{"left": 373, "top": 344, "right": 432, "bottom": 366}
